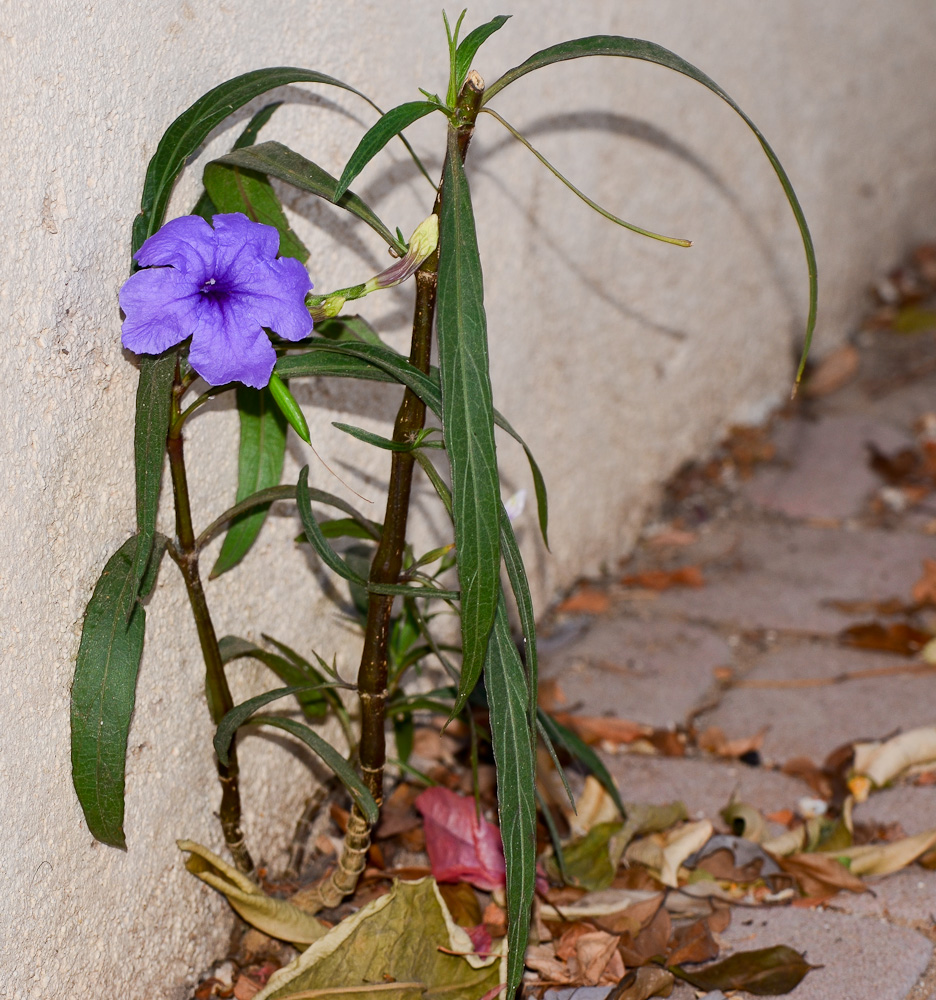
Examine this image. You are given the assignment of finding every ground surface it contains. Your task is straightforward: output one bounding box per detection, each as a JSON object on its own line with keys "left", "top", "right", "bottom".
{"left": 536, "top": 297, "right": 936, "bottom": 999}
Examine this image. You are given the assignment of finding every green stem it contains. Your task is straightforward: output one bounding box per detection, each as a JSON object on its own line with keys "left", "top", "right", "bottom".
{"left": 166, "top": 365, "right": 254, "bottom": 876}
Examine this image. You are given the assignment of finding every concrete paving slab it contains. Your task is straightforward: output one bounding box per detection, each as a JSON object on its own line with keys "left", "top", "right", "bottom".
{"left": 539, "top": 618, "right": 730, "bottom": 728}
{"left": 718, "top": 906, "right": 931, "bottom": 1000}
{"left": 646, "top": 522, "right": 932, "bottom": 635}
{"left": 742, "top": 414, "right": 911, "bottom": 520}
{"left": 701, "top": 643, "right": 936, "bottom": 763}
{"left": 603, "top": 754, "right": 810, "bottom": 820}
{"left": 832, "top": 868, "right": 936, "bottom": 927}
{"left": 857, "top": 787, "right": 936, "bottom": 836}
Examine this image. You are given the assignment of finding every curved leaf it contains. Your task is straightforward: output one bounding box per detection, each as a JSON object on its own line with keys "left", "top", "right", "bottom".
{"left": 500, "top": 508, "right": 537, "bottom": 714}
{"left": 211, "top": 385, "right": 288, "bottom": 579}
{"left": 198, "top": 485, "right": 296, "bottom": 551}
{"left": 210, "top": 142, "right": 404, "bottom": 252}
{"left": 250, "top": 715, "right": 378, "bottom": 825}
{"left": 133, "top": 67, "right": 379, "bottom": 255}
{"left": 484, "top": 595, "right": 536, "bottom": 996}
{"left": 332, "top": 421, "right": 417, "bottom": 452}
{"left": 484, "top": 36, "right": 817, "bottom": 378}
{"left": 130, "top": 352, "right": 176, "bottom": 595}
{"left": 214, "top": 685, "right": 322, "bottom": 764}
{"left": 71, "top": 533, "right": 166, "bottom": 847}
{"left": 493, "top": 410, "right": 548, "bottom": 547}
{"left": 455, "top": 15, "right": 511, "bottom": 93}
{"left": 218, "top": 636, "right": 328, "bottom": 719}
{"left": 296, "top": 465, "right": 367, "bottom": 586}
{"left": 335, "top": 101, "right": 446, "bottom": 202}
{"left": 438, "top": 127, "right": 501, "bottom": 714}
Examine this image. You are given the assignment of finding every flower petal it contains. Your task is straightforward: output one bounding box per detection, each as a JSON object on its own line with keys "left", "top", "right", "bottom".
{"left": 120, "top": 267, "right": 203, "bottom": 356}
{"left": 133, "top": 215, "right": 216, "bottom": 280}
{"left": 187, "top": 296, "right": 277, "bottom": 388}
{"left": 212, "top": 213, "right": 280, "bottom": 272}
{"left": 232, "top": 256, "right": 314, "bottom": 342}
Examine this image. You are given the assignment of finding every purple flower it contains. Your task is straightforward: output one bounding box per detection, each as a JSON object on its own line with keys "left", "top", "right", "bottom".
{"left": 120, "top": 213, "right": 313, "bottom": 388}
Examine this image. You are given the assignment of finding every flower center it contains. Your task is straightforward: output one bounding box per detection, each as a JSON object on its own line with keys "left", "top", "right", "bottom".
{"left": 200, "top": 276, "right": 221, "bottom": 296}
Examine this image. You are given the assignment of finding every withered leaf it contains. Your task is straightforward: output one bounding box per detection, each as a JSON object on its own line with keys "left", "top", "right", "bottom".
{"left": 618, "top": 906, "right": 671, "bottom": 967}
{"left": 670, "top": 944, "right": 821, "bottom": 995}
{"left": 557, "top": 586, "right": 611, "bottom": 615}
{"left": 665, "top": 917, "right": 719, "bottom": 966}
{"left": 838, "top": 621, "right": 931, "bottom": 656}
{"left": 607, "top": 966, "right": 675, "bottom": 1000}
{"left": 437, "top": 882, "right": 482, "bottom": 928}
{"left": 777, "top": 852, "right": 867, "bottom": 897}
{"left": 620, "top": 566, "right": 705, "bottom": 591}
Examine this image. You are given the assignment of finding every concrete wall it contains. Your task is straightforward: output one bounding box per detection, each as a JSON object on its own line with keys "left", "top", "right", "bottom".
{"left": 2, "top": 1, "right": 935, "bottom": 996}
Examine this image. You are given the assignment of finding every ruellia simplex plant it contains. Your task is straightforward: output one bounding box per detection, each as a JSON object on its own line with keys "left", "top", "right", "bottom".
{"left": 70, "top": 12, "right": 816, "bottom": 994}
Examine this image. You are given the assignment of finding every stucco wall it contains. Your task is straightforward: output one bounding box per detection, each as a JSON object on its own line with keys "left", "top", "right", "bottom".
{"left": 2, "top": 1, "right": 936, "bottom": 996}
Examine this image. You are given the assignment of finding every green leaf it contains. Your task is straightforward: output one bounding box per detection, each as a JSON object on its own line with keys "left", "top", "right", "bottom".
{"left": 315, "top": 314, "right": 387, "bottom": 347}
{"left": 133, "top": 67, "right": 380, "bottom": 256}
{"left": 214, "top": 685, "right": 323, "bottom": 764}
{"left": 332, "top": 421, "right": 417, "bottom": 452}
{"left": 455, "top": 16, "right": 511, "bottom": 93}
{"left": 537, "top": 709, "right": 626, "bottom": 817}
{"left": 232, "top": 101, "right": 282, "bottom": 151}
{"left": 500, "top": 506, "right": 537, "bottom": 716}
{"left": 484, "top": 595, "right": 536, "bottom": 997}
{"left": 130, "top": 351, "right": 175, "bottom": 597}
{"left": 212, "top": 142, "right": 405, "bottom": 253}
{"left": 71, "top": 533, "right": 166, "bottom": 848}
{"left": 250, "top": 715, "right": 378, "bottom": 826}
{"left": 317, "top": 517, "right": 381, "bottom": 541}
{"left": 493, "top": 411, "right": 549, "bottom": 548}
{"left": 484, "top": 36, "right": 817, "bottom": 381}
{"left": 211, "top": 385, "right": 288, "bottom": 579}
{"left": 335, "top": 101, "right": 446, "bottom": 202}
{"left": 198, "top": 485, "right": 296, "bottom": 551}
{"left": 671, "top": 945, "right": 821, "bottom": 995}
{"left": 203, "top": 161, "right": 309, "bottom": 261}
{"left": 218, "top": 636, "right": 328, "bottom": 719}
{"left": 296, "top": 465, "right": 367, "bottom": 586}
{"left": 437, "top": 127, "right": 501, "bottom": 715}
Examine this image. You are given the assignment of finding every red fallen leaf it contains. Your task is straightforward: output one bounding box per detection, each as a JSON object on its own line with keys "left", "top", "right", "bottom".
{"left": 621, "top": 566, "right": 705, "bottom": 591}
{"left": 466, "top": 923, "right": 493, "bottom": 956}
{"left": 414, "top": 787, "right": 506, "bottom": 891}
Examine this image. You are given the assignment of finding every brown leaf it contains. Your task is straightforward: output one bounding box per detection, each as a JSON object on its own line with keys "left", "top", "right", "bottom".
{"left": 825, "top": 596, "right": 909, "bottom": 615}
{"left": 698, "top": 725, "right": 767, "bottom": 759}
{"left": 646, "top": 527, "right": 698, "bottom": 548}
{"left": 647, "top": 729, "right": 687, "bottom": 757}
{"left": 618, "top": 906, "right": 671, "bottom": 967}
{"left": 838, "top": 621, "right": 931, "bottom": 656}
{"left": 666, "top": 917, "right": 719, "bottom": 966}
{"left": 233, "top": 975, "right": 262, "bottom": 1000}
{"left": 867, "top": 442, "right": 921, "bottom": 485}
{"left": 555, "top": 921, "right": 599, "bottom": 961}
{"left": 777, "top": 852, "right": 868, "bottom": 897}
{"left": 607, "top": 966, "right": 676, "bottom": 1000}
{"left": 913, "top": 559, "right": 936, "bottom": 605}
{"left": 437, "top": 882, "right": 482, "bottom": 928}
{"left": 781, "top": 757, "right": 834, "bottom": 800}
{"left": 621, "top": 566, "right": 705, "bottom": 591}
{"left": 594, "top": 893, "right": 665, "bottom": 936}
{"left": 524, "top": 942, "right": 572, "bottom": 982}
{"left": 551, "top": 712, "right": 652, "bottom": 747}
{"left": 576, "top": 930, "right": 624, "bottom": 985}
{"left": 482, "top": 901, "right": 507, "bottom": 939}
{"left": 671, "top": 945, "right": 821, "bottom": 995}
{"left": 557, "top": 586, "right": 610, "bottom": 615}
{"left": 537, "top": 678, "right": 567, "bottom": 712}
{"left": 802, "top": 343, "right": 859, "bottom": 397}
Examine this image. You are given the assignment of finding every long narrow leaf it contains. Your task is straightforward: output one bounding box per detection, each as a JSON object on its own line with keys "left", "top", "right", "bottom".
{"left": 133, "top": 67, "right": 380, "bottom": 255}
{"left": 211, "top": 386, "right": 288, "bottom": 579}
{"left": 493, "top": 410, "right": 548, "bottom": 548}
{"left": 71, "top": 533, "right": 166, "bottom": 847}
{"left": 218, "top": 636, "right": 328, "bottom": 718}
{"left": 130, "top": 351, "right": 175, "bottom": 595}
{"left": 455, "top": 15, "right": 511, "bottom": 93}
{"left": 484, "top": 596, "right": 536, "bottom": 996}
{"left": 537, "top": 709, "right": 625, "bottom": 816}
{"left": 210, "top": 142, "right": 404, "bottom": 252}
{"left": 334, "top": 102, "right": 445, "bottom": 202}
{"left": 500, "top": 507, "right": 537, "bottom": 715}
{"left": 249, "top": 716, "right": 378, "bottom": 825}
{"left": 484, "top": 36, "right": 817, "bottom": 378}
{"left": 296, "top": 465, "right": 367, "bottom": 586}
{"left": 215, "top": 685, "right": 320, "bottom": 764}
{"left": 437, "top": 127, "right": 501, "bottom": 713}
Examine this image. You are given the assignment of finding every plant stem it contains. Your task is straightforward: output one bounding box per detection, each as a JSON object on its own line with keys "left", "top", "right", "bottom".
{"left": 166, "top": 366, "right": 254, "bottom": 875}
{"left": 304, "top": 73, "right": 486, "bottom": 912}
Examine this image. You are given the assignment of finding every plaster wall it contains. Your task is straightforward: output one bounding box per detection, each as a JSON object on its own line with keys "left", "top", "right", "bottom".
{"left": 2, "top": 1, "right": 935, "bottom": 996}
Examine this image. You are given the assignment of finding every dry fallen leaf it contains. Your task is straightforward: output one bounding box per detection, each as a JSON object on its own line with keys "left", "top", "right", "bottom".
{"left": 778, "top": 852, "right": 868, "bottom": 897}
{"left": 671, "top": 944, "right": 820, "bottom": 996}
{"left": 828, "top": 827, "right": 936, "bottom": 876}
{"left": 802, "top": 343, "right": 860, "bottom": 397}
{"left": 551, "top": 713, "right": 652, "bottom": 749}
{"left": 853, "top": 726, "right": 936, "bottom": 787}
{"left": 557, "top": 585, "right": 611, "bottom": 615}
{"left": 699, "top": 725, "right": 767, "bottom": 760}
{"left": 620, "top": 566, "right": 705, "bottom": 591}
{"left": 608, "top": 966, "right": 676, "bottom": 1000}
{"left": 838, "top": 621, "right": 932, "bottom": 656}
{"left": 913, "top": 559, "right": 936, "bottom": 605}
